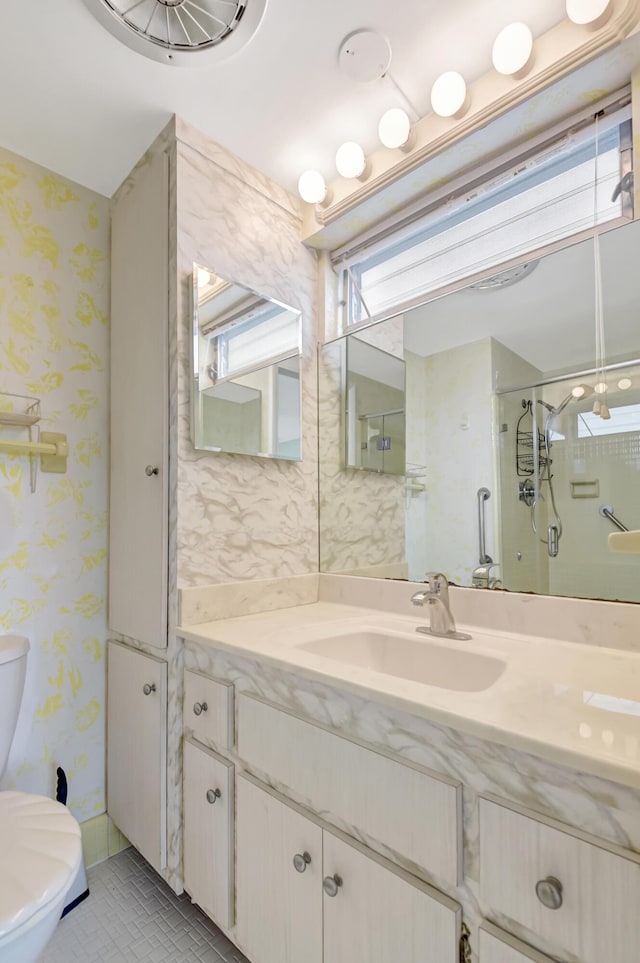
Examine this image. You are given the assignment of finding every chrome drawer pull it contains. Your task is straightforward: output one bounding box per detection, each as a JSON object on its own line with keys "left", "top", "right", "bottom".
{"left": 206, "top": 788, "right": 221, "bottom": 804}
{"left": 323, "top": 874, "right": 343, "bottom": 897}
{"left": 193, "top": 701, "right": 208, "bottom": 716}
{"left": 535, "top": 876, "right": 563, "bottom": 910}
{"left": 142, "top": 683, "right": 156, "bottom": 696}
{"left": 293, "top": 852, "right": 311, "bottom": 873}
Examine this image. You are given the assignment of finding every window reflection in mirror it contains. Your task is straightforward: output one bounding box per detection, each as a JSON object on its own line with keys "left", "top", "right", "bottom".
{"left": 192, "top": 264, "right": 302, "bottom": 460}
{"left": 319, "top": 219, "right": 640, "bottom": 603}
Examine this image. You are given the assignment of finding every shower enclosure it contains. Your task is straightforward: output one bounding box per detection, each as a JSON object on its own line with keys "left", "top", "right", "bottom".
{"left": 496, "top": 362, "right": 640, "bottom": 602}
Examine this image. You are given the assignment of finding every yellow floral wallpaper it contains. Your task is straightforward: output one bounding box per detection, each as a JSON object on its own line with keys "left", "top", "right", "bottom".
{"left": 0, "top": 146, "right": 109, "bottom": 821}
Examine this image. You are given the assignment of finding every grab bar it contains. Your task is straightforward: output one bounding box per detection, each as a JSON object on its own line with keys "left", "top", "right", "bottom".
{"left": 599, "top": 505, "right": 629, "bottom": 533}
{"left": 477, "top": 487, "right": 493, "bottom": 564}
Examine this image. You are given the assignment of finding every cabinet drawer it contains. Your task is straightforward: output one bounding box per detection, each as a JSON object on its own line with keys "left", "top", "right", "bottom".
{"left": 237, "top": 694, "right": 461, "bottom": 886}
{"left": 479, "top": 923, "right": 555, "bottom": 963}
{"left": 183, "top": 669, "right": 233, "bottom": 749}
{"left": 479, "top": 797, "right": 640, "bottom": 963}
{"left": 183, "top": 738, "right": 234, "bottom": 929}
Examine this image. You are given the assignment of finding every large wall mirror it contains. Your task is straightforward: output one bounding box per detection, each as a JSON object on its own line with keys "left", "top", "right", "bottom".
{"left": 192, "top": 264, "right": 302, "bottom": 460}
{"left": 319, "top": 218, "right": 640, "bottom": 603}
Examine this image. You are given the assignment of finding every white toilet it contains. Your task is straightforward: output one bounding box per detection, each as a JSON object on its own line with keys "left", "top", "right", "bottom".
{"left": 0, "top": 635, "right": 82, "bottom": 962}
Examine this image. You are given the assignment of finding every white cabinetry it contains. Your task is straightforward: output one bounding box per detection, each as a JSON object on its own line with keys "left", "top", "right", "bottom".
{"left": 237, "top": 693, "right": 461, "bottom": 886}
{"left": 183, "top": 738, "right": 234, "bottom": 929}
{"left": 183, "top": 670, "right": 234, "bottom": 749}
{"left": 109, "top": 148, "right": 169, "bottom": 650}
{"left": 479, "top": 797, "right": 640, "bottom": 963}
{"left": 236, "top": 774, "right": 461, "bottom": 963}
{"left": 479, "top": 924, "right": 556, "bottom": 963}
{"left": 107, "top": 641, "right": 167, "bottom": 873}
{"left": 236, "top": 773, "right": 323, "bottom": 963}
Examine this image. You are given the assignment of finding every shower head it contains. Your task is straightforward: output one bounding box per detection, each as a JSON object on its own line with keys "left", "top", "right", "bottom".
{"left": 538, "top": 383, "right": 594, "bottom": 416}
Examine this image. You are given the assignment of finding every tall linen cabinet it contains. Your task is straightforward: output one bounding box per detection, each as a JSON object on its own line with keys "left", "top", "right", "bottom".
{"left": 106, "top": 116, "right": 319, "bottom": 891}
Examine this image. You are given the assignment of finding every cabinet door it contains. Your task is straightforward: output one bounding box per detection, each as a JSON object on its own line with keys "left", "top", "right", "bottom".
{"left": 183, "top": 739, "right": 234, "bottom": 929}
{"left": 322, "top": 830, "right": 460, "bottom": 963}
{"left": 107, "top": 641, "right": 166, "bottom": 872}
{"left": 109, "top": 148, "right": 169, "bottom": 649}
{"left": 479, "top": 925, "right": 556, "bottom": 963}
{"left": 236, "top": 775, "right": 322, "bottom": 963}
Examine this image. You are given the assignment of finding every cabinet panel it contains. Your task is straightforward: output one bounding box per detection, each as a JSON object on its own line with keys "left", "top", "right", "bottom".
{"left": 479, "top": 924, "right": 555, "bottom": 963}
{"left": 237, "top": 694, "right": 461, "bottom": 886}
{"left": 109, "top": 148, "right": 169, "bottom": 649}
{"left": 183, "top": 739, "right": 233, "bottom": 928}
{"left": 323, "top": 830, "right": 460, "bottom": 963}
{"left": 479, "top": 798, "right": 640, "bottom": 963}
{"left": 107, "top": 641, "right": 166, "bottom": 872}
{"left": 183, "top": 670, "right": 233, "bottom": 749}
{"left": 236, "top": 774, "right": 322, "bottom": 963}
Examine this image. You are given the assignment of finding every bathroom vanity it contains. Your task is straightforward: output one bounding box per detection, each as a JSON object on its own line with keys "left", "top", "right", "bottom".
{"left": 167, "top": 574, "right": 640, "bottom": 963}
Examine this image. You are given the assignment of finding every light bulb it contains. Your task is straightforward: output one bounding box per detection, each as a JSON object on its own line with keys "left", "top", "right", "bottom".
{"left": 594, "top": 381, "right": 608, "bottom": 394}
{"left": 618, "top": 377, "right": 632, "bottom": 390}
{"left": 298, "top": 170, "right": 327, "bottom": 204}
{"left": 335, "top": 142, "right": 367, "bottom": 179}
{"left": 430, "top": 71, "right": 468, "bottom": 118}
{"left": 566, "top": 0, "right": 612, "bottom": 27}
{"left": 571, "top": 386, "right": 586, "bottom": 398}
{"left": 492, "top": 23, "right": 534, "bottom": 77}
{"left": 378, "top": 108, "right": 412, "bottom": 149}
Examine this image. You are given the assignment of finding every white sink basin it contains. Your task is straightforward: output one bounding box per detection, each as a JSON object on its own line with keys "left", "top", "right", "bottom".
{"left": 299, "top": 629, "right": 506, "bottom": 692}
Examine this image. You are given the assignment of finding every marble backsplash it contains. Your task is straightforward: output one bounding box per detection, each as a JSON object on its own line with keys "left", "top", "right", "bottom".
{"left": 178, "top": 572, "right": 640, "bottom": 653}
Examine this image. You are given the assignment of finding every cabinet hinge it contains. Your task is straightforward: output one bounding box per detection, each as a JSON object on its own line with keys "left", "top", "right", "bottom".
{"left": 459, "top": 922, "right": 472, "bottom": 963}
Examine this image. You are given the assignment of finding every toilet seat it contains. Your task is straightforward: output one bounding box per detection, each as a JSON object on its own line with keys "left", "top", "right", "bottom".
{"left": 0, "top": 791, "right": 82, "bottom": 940}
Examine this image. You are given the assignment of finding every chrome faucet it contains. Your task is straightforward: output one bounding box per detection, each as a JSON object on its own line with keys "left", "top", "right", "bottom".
{"left": 471, "top": 562, "right": 501, "bottom": 589}
{"left": 411, "top": 573, "right": 472, "bottom": 641}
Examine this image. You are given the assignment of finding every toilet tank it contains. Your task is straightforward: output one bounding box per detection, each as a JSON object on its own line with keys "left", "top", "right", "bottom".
{"left": 0, "top": 636, "right": 29, "bottom": 779}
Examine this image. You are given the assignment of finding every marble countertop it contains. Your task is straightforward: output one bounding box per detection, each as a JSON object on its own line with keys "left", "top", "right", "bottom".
{"left": 178, "top": 601, "right": 640, "bottom": 790}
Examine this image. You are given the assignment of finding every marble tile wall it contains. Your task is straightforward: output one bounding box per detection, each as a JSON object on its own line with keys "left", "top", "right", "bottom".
{"left": 174, "top": 120, "right": 319, "bottom": 589}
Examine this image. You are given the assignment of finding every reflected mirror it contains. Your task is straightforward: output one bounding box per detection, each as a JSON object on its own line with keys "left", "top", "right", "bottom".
{"left": 192, "top": 264, "right": 302, "bottom": 460}
{"left": 345, "top": 337, "right": 406, "bottom": 476}
{"left": 319, "top": 218, "right": 640, "bottom": 602}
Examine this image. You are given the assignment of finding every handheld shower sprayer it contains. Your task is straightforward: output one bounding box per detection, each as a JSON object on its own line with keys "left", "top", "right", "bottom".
{"left": 531, "top": 383, "right": 595, "bottom": 557}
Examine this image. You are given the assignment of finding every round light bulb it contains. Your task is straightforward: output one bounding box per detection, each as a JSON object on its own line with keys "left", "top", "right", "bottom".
{"left": 618, "top": 377, "right": 632, "bottom": 390}
{"left": 571, "top": 385, "right": 586, "bottom": 398}
{"left": 430, "top": 71, "right": 468, "bottom": 118}
{"left": 335, "top": 142, "right": 367, "bottom": 179}
{"left": 594, "top": 381, "right": 608, "bottom": 394}
{"left": 378, "top": 108, "right": 412, "bottom": 149}
{"left": 297, "top": 170, "right": 327, "bottom": 204}
{"left": 492, "top": 23, "right": 534, "bottom": 76}
{"left": 566, "top": 0, "right": 612, "bottom": 27}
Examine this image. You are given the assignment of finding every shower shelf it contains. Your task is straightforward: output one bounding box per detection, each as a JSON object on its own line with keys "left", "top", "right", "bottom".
{"left": 0, "top": 391, "right": 69, "bottom": 493}
{"left": 516, "top": 400, "right": 551, "bottom": 477}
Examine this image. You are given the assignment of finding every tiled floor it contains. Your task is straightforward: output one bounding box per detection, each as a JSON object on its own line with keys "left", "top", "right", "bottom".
{"left": 42, "top": 847, "right": 250, "bottom": 963}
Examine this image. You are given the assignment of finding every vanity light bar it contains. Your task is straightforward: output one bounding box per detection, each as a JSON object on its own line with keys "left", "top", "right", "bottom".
{"left": 297, "top": 4, "right": 619, "bottom": 205}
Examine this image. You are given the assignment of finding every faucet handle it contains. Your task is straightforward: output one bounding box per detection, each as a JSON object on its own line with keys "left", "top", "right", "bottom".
{"left": 424, "top": 572, "right": 448, "bottom": 595}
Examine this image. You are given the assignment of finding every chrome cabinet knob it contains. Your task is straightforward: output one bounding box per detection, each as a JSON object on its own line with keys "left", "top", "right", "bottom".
{"left": 535, "top": 876, "right": 563, "bottom": 910}
{"left": 145, "top": 465, "right": 159, "bottom": 476}
{"left": 142, "top": 683, "right": 156, "bottom": 696}
{"left": 293, "top": 852, "right": 311, "bottom": 873}
{"left": 206, "top": 788, "right": 221, "bottom": 804}
{"left": 193, "top": 701, "right": 208, "bottom": 716}
{"left": 323, "top": 874, "right": 343, "bottom": 897}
